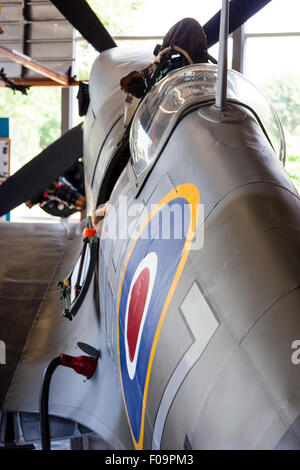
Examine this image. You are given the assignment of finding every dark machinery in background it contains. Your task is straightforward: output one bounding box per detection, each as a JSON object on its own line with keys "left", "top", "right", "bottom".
{"left": 25, "top": 159, "right": 86, "bottom": 218}
{"left": 24, "top": 81, "right": 90, "bottom": 218}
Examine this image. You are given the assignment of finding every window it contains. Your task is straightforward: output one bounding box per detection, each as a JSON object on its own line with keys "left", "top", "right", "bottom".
{"left": 0, "top": 87, "right": 62, "bottom": 222}
{"left": 244, "top": 0, "right": 300, "bottom": 191}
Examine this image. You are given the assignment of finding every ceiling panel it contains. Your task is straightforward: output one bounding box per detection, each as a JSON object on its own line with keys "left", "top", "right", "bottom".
{"left": 0, "top": 0, "right": 75, "bottom": 81}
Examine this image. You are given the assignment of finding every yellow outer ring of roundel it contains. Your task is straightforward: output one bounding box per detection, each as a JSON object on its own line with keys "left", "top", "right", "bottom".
{"left": 117, "top": 183, "right": 200, "bottom": 450}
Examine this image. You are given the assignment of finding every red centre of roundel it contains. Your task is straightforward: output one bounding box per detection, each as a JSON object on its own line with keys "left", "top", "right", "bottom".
{"left": 127, "top": 267, "right": 150, "bottom": 362}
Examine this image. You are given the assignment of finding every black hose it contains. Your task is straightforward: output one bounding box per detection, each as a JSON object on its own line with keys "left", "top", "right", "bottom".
{"left": 39, "top": 356, "right": 61, "bottom": 450}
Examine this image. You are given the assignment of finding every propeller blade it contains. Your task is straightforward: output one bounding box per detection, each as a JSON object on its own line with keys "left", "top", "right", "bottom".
{"left": 204, "top": 0, "right": 272, "bottom": 48}
{"left": 0, "top": 124, "right": 83, "bottom": 216}
{"left": 50, "top": 0, "right": 117, "bottom": 53}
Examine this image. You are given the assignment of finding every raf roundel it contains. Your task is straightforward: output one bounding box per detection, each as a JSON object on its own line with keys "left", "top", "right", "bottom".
{"left": 124, "top": 252, "right": 158, "bottom": 380}
{"left": 117, "top": 184, "right": 200, "bottom": 450}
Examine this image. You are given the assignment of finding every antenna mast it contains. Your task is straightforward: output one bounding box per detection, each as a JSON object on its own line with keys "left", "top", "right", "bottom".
{"left": 215, "top": 0, "right": 229, "bottom": 109}
{"left": 198, "top": 0, "right": 245, "bottom": 123}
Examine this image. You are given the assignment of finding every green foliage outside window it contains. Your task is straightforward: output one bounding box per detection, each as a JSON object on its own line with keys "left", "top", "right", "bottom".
{"left": 0, "top": 87, "right": 61, "bottom": 173}
{"left": 77, "top": 0, "right": 144, "bottom": 80}
{"left": 87, "top": 0, "right": 144, "bottom": 35}
{"left": 263, "top": 73, "right": 300, "bottom": 192}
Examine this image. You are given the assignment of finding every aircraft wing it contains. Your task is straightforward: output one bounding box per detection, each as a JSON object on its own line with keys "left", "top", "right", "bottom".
{"left": 0, "top": 220, "right": 131, "bottom": 448}
{"left": 0, "top": 222, "right": 81, "bottom": 407}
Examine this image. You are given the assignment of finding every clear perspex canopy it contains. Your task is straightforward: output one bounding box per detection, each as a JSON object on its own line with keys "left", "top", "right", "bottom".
{"left": 130, "top": 64, "right": 285, "bottom": 176}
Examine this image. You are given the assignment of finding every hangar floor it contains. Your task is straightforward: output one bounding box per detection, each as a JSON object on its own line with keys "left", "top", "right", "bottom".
{"left": 0, "top": 221, "right": 77, "bottom": 408}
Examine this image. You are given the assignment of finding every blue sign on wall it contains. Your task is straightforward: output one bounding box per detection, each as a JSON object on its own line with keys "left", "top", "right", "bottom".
{"left": 0, "top": 118, "right": 10, "bottom": 220}
{"left": 0, "top": 118, "right": 9, "bottom": 138}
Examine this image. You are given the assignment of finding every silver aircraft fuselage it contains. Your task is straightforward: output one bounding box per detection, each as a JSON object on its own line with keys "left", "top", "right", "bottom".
{"left": 83, "top": 48, "right": 300, "bottom": 449}
{"left": 3, "top": 46, "right": 300, "bottom": 450}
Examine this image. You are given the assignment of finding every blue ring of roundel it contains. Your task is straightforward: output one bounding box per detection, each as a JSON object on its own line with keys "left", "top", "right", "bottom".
{"left": 118, "top": 196, "right": 190, "bottom": 443}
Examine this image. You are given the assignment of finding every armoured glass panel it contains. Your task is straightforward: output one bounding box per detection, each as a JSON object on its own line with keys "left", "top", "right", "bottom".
{"left": 130, "top": 64, "right": 285, "bottom": 175}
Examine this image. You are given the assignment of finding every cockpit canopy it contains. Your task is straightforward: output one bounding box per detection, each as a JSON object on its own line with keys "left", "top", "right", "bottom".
{"left": 130, "top": 64, "right": 285, "bottom": 176}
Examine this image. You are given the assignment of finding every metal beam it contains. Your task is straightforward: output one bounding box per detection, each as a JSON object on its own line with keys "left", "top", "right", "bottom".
{"left": 61, "top": 87, "right": 73, "bottom": 135}
{"left": 0, "top": 45, "right": 69, "bottom": 85}
{"left": 216, "top": 0, "right": 229, "bottom": 110}
{"left": 245, "top": 31, "right": 300, "bottom": 38}
{"left": 3, "top": 77, "right": 80, "bottom": 87}
{"left": 232, "top": 26, "right": 244, "bottom": 73}
{"left": 76, "top": 35, "right": 164, "bottom": 42}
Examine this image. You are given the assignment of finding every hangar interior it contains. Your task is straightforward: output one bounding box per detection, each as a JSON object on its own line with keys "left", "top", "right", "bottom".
{"left": 0, "top": 0, "right": 299, "bottom": 224}
{"left": 0, "top": 0, "right": 299, "bottom": 451}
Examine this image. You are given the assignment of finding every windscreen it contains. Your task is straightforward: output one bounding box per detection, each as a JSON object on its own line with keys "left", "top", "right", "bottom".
{"left": 130, "top": 64, "right": 285, "bottom": 175}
